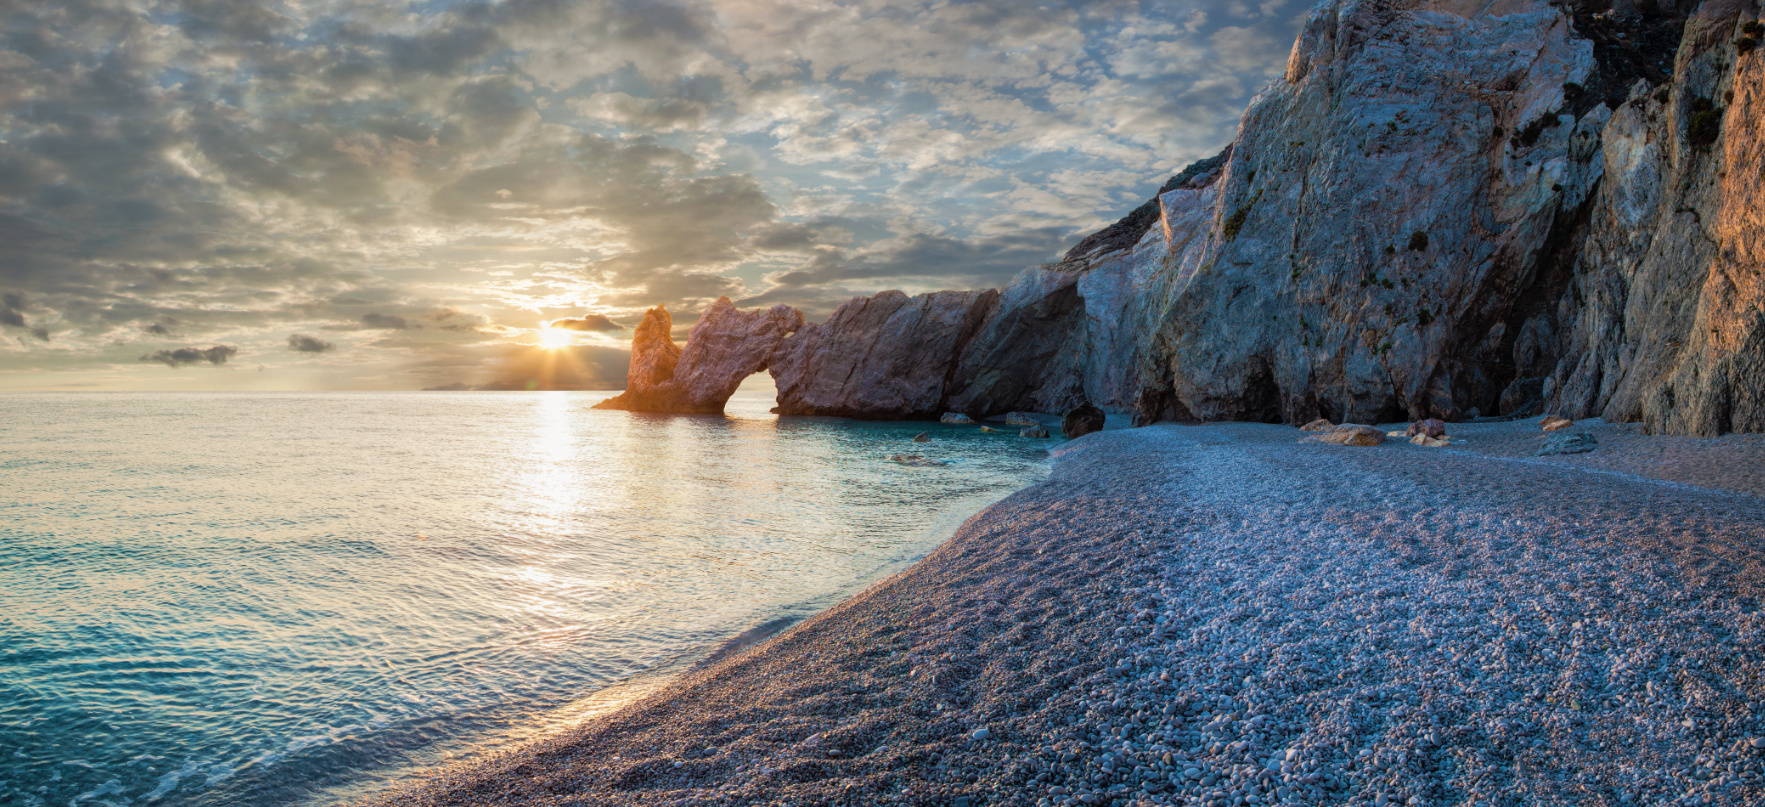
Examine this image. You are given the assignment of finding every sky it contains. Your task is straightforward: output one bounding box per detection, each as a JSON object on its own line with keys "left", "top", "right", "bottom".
{"left": 0, "top": 0, "right": 1310, "bottom": 391}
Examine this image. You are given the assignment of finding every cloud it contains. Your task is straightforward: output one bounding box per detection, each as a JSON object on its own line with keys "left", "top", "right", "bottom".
{"left": 546, "top": 313, "right": 622, "bottom": 332}
{"left": 361, "top": 312, "right": 409, "bottom": 330}
{"left": 0, "top": 292, "right": 25, "bottom": 329}
{"left": 0, "top": 0, "right": 1310, "bottom": 387}
{"left": 139, "top": 345, "right": 238, "bottom": 367}
{"left": 479, "top": 344, "right": 630, "bottom": 390}
{"left": 287, "top": 333, "right": 336, "bottom": 352}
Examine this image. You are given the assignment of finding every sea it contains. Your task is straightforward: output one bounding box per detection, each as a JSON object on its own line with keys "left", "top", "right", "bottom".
{"left": 0, "top": 383, "right": 1051, "bottom": 806}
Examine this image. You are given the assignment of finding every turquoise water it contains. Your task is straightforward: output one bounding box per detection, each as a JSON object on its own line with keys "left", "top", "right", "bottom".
{"left": 0, "top": 386, "right": 1050, "bottom": 806}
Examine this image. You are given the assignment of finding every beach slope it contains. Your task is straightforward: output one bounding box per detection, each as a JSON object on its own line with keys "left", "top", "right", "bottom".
{"left": 369, "top": 419, "right": 1765, "bottom": 807}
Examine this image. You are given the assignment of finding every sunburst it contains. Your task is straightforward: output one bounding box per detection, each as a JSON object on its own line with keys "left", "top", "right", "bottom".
{"left": 538, "top": 327, "right": 576, "bottom": 350}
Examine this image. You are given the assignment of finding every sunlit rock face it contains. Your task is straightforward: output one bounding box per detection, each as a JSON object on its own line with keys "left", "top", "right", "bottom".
{"left": 595, "top": 298, "right": 803, "bottom": 414}
{"left": 768, "top": 289, "right": 998, "bottom": 418}
{"left": 1552, "top": 6, "right": 1765, "bottom": 435}
{"left": 605, "top": 0, "right": 1765, "bottom": 436}
{"left": 1131, "top": 0, "right": 1610, "bottom": 425}
{"left": 622, "top": 304, "right": 683, "bottom": 390}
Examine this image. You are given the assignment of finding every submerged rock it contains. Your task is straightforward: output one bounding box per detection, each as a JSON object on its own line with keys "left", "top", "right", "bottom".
{"left": 1062, "top": 403, "right": 1106, "bottom": 439}
{"left": 596, "top": 299, "right": 803, "bottom": 414}
{"left": 940, "top": 413, "right": 975, "bottom": 424}
{"left": 1539, "top": 432, "right": 1597, "bottom": 456}
{"left": 912, "top": 432, "right": 931, "bottom": 443}
{"left": 888, "top": 453, "right": 949, "bottom": 467}
{"left": 1020, "top": 425, "right": 1050, "bottom": 438}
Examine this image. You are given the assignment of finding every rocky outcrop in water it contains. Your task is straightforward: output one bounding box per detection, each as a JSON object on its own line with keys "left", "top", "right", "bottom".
{"left": 594, "top": 298, "right": 803, "bottom": 414}
{"left": 768, "top": 290, "right": 996, "bottom": 418}
{"left": 607, "top": 0, "right": 1765, "bottom": 436}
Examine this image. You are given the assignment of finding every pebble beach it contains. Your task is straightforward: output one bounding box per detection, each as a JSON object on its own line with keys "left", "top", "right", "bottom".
{"left": 367, "top": 417, "right": 1765, "bottom": 807}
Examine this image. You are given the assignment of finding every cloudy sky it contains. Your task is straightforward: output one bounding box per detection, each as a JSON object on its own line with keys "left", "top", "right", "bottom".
{"left": 0, "top": 0, "right": 1308, "bottom": 391}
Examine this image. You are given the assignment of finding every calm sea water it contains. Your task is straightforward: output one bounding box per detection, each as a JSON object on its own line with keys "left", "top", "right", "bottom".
{"left": 0, "top": 386, "right": 1050, "bottom": 806}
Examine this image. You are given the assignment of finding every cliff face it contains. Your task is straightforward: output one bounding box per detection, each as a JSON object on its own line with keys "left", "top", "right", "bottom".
{"left": 603, "top": 0, "right": 1765, "bottom": 435}
{"left": 1140, "top": 0, "right": 1604, "bottom": 424}
{"left": 1554, "top": 4, "right": 1765, "bottom": 434}
{"left": 768, "top": 289, "right": 997, "bottom": 418}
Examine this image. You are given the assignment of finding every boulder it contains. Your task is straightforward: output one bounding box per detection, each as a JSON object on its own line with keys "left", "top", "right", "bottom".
{"left": 1300, "top": 418, "right": 1335, "bottom": 432}
{"left": 978, "top": 426, "right": 1003, "bottom": 433}
{"left": 1003, "top": 412, "right": 1042, "bottom": 426}
{"left": 595, "top": 299, "right": 803, "bottom": 413}
{"left": 1062, "top": 403, "right": 1106, "bottom": 439}
{"left": 1316, "top": 425, "right": 1385, "bottom": 447}
{"left": 1541, "top": 415, "right": 1573, "bottom": 432}
{"left": 1499, "top": 377, "right": 1547, "bottom": 418}
{"left": 1406, "top": 419, "right": 1448, "bottom": 439}
{"left": 1020, "top": 425, "right": 1050, "bottom": 438}
{"left": 939, "top": 413, "right": 975, "bottom": 424}
{"left": 1410, "top": 433, "right": 1451, "bottom": 447}
{"left": 1538, "top": 432, "right": 1597, "bottom": 456}
{"left": 912, "top": 432, "right": 931, "bottom": 443}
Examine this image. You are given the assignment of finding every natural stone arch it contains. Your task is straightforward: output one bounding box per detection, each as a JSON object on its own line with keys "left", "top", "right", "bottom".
{"left": 594, "top": 298, "right": 805, "bottom": 414}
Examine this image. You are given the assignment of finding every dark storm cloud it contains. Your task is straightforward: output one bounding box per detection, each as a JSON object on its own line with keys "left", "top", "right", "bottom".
{"left": 139, "top": 345, "right": 238, "bottom": 367}
{"left": 361, "top": 313, "right": 409, "bottom": 330}
{"left": 0, "top": 292, "right": 26, "bottom": 329}
{"left": 547, "top": 314, "right": 622, "bottom": 332}
{"left": 287, "top": 334, "right": 335, "bottom": 353}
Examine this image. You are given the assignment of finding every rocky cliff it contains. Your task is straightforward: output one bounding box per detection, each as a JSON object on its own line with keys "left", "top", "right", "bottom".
{"left": 769, "top": 290, "right": 997, "bottom": 418}
{"left": 1552, "top": 2, "right": 1765, "bottom": 434}
{"left": 604, "top": 0, "right": 1765, "bottom": 435}
{"left": 593, "top": 298, "right": 803, "bottom": 414}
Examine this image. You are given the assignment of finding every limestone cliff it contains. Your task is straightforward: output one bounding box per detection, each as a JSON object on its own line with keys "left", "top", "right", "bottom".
{"left": 1552, "top": 2, "right": 1765, "bottom": 434}
{"left": 768, "top": 290, "right": 997, "bottom": 418}
{"left": 604, "top": 0, "right": 1765, "bottom": 436}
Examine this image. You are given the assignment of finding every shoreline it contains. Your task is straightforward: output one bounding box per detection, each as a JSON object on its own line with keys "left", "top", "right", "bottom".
{"left": 318, "top": 460, "right": 1039, "bottom": 807}
{"left": 364, "top": 417, "right": 1765, "bottom": 807}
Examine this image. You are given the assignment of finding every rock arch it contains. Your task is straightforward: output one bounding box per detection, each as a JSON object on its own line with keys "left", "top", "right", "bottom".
{"left": 593, "top": 298, "right": 804, "bottom": 414}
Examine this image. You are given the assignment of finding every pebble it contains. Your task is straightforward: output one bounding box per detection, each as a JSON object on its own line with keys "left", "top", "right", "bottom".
{"left": 390, "top": 421, "right": 1765, "bottom": 807}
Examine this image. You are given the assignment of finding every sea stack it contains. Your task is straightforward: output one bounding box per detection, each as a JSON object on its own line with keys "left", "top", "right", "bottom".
{"left": 594, "top": 298, "right": 804, "bottom": 414}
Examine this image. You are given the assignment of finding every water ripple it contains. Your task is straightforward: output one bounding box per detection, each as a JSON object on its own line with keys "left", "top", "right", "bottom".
{"left": 0, "top": 388, "right": 1047, "bottom": 806}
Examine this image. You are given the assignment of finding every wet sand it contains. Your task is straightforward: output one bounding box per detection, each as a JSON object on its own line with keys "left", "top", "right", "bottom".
{"left": 364, "top": 418, "right": 1765, "bottom": 807}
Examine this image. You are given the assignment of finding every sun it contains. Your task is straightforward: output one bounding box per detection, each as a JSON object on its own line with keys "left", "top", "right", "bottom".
{"left": 538, "top": 328, "right": 576, "bottom": 349}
